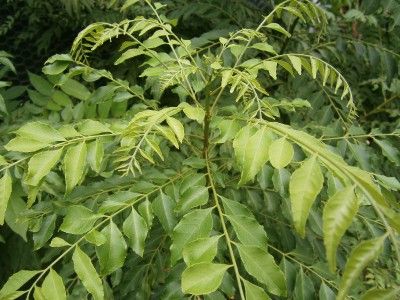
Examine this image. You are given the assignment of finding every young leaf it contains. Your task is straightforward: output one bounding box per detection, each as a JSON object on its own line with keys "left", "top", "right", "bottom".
{"left": 170, "top": 208, "right": 213, "bottom": 265}
{"left": 152, "top": 191, "right": 177, "bottom": 233}
{"left": 265, "top": 23, "right": 291, "bottom": 37}
{"left": 289, "top": 156, "right": 324, "bottom": 237}
{"left": 49, "top": 237, "right": 71, "bottom": 247}
{"left": 96, "top": 221, "right": 127, "bottom": 275}
{"left": 63, "top": 142, "right": 87, "bottom": 192}
{"left": 177, "top": 186, "right": 209, "bottom": 213}
{"left": 269, "top": 138, "right": 294, "bottom": 169}
{"left": 234, "top": 126, "right": 273, "bottom": 185}
{"left": 183, "top": 236, "right": 220, "bottom": 266}
{"left": 0, "top": 171, "right": 12, "bottom": 225}
{"left": 0, "top": 270, "right": 40, "bottom": 298}
{"left": 337, "top": 235, "right": 386, "bottom": 300}
{"left": 180, "top": 103, "right": 205, "bottom": 123}
{"left": 322, "top": 186, "right": 359, "bottom": 271}
{"left": 25, "top": 149, "right": 63, "bottom": 186}
{"left": 122, "top": 207, "right": 148, "bottom": 257}
{"left": 236, "top": 244, "right": 286, "bottom": 296}
{"left": 72, "top": 246, "right": 104, "bottom": 300}
{"left": 243, "top": 279, "right": 271, "bottom": 300}
{"left": 181, "top": 263, "right": 230, "bottom": 295}
{"left": 60, "top": 205, "right": 101, "bottom": 235}
{"left": 41, "top": 269, "right": 66, "bottom": 300}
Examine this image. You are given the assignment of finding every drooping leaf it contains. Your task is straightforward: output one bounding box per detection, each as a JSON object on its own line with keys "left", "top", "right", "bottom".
{"left": 33, "top": 214, "right": 56, "bottom": 250}
{"left": 360, "top": 287, "right": 400, "bottom": 300}
{"left": 170, "top": 208, "right": 213, "bottom": 265}
{"left": 122, "top": 207, "right": 148, "bottom": 257}
{"left": 322, "top": 186, "right": 359, "bottom": 271}
{"left": 181, "top": 263, "right": 230, "bottom": 295}
{"left": 41, "top": 269, "right": 66, "bottom": 300}
{"left": 87, "top": 139, "right": 104, "bottom": 173}
{"left": 14, "top": 122, "right": 65, "bottom": 144}
{"left": 183, "top": 236, "right": 220, "bottom": 266}
{"left": 289, "top": 156, "right": 324, "bottom": 237}
{"left": 337, "top": 235, "right": 386, "bottom": 300}
{"left": 72, "top": 246, "right": 104, "bottom": 300}
{"left": 63, "top": 142, "right": 87, "bottom": 192}
{"left": 236, "top": 244, "right": 286, "bottom": 296}
{"left": 318, "top": 283, "right": 336, "bottom": 300}
{"left": 96, "top": 221, "right": 128, "bottom": 275}
{"left": 0, "top": 171, "right": 12, "bottom": 225}
{"left": 49, "top": 237, "right": 71, "bottom": 247}
{"left": 166, "top": 116, "right": 185, "bottom": 143}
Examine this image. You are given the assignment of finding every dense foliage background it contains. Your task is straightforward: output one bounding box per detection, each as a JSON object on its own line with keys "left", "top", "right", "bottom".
{"left": 0, "top": 0, "right": 399, "bottom": 299}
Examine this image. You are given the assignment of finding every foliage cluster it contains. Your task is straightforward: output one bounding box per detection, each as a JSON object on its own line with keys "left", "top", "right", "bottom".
{"left": 0, "top": 0, "right": 400, "bottom": 299}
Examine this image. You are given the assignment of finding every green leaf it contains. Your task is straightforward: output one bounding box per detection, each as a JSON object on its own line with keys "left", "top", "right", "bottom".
{"left": 221, "top": 197, "right": 253, "bottom": 218}
{"left": 0, "top": 171, "right": 12, "bottom": 225}
{"left": 49, "top": 237, "right": 71, "bottom": 247}
{"left": 243, "top": 279, "right": 271, "bottom": 300}
{"left": 4, "top": 137, "right": 50, "bottom": 153}
{"left": 0, "top": 270, "right": 40, "bottom": 298}
{"left": 77, "top": 120, "right": 112, "bottom": 135}
{"left": 28, "top": 72, "right": 53, "bottom": 96}
{"left": 375, "top": 174, "right": 400, "bottom": 191}
{"left": 85, "top": 230, "right": 106, "bottom": 246}
{"left": 33, "top": 214, "right": 56, "bottom": 250}
{"left": 14, "top": 122, "right": 65, "bottom": 144}
{"left": 60, "top": 205, "right": 101, "bottom": 234}
{"left": 322, "top": 186, "right": 359, "bottom": 271}
{"left": 233, "top": 126, "right": 273, "bottom": 185}
{"left": 269, "top": 138, "right": 294, "bottom": 169}
{"left": 225, "top": 214, "right": 267, "bottom": 248}
{"left": 261, "top": 61, "right": 278, "bottom": 79}
{"left": 183, "top": 236, "right": 220, "bottom": 266}
{"left": 166, "top": 116, "right": 185, "bottom": 143}
{"left": 115, "top": 48, "right": 145, "bottom": 65}
{"left": 41, "top": 269, "right": 66, "bottom": 300}
{"left": 265, "top": 23, "right": 291, "bottom": 37}
{"left": 319, "top": 283, "right": 335, "bottom": 300}
{"left": 60, "top": 78, "right": 91, "bottom": 101}
{"left": 360, "top": 288, "right": 400, "bottom": 300}
{"left": 236, "top": 244, "right": 286, "bottom": 296}
{"left": 181, "top": 263, "right": 230, "bottom": 295}
{"left": 96, "top": 221, "right": 127, "bottom": 275}
{"left": 180, "top": 103, "right": 205, "bottom": 123}
{"left": 87, "top": 140, "right": 104, "bottom": 173}
{"left": 287, "top": 55, "right": 302, "bottom": 75}
{"left": 289, "top": 156, "right": 324, "bottom": 237}
{"left": 251, "top": 43, "right": 277, "bottom": 55}
{"left": 171, "top": 208, "right": 213, "bottom": 265}
{"left": 72, "top": 246, "right": 104, "bottom": 300}
{"left": 216, "top": 119, "right": 242, "bottom": 143}
{"left": 42, "top": 61, "right": 70, "bottom": 75}
{"left": 374, "top": 139, "right": 400, "bottom": 166}
{"left": 337, "top": 235, "right": 386, "bottom": 300}
{"left": 63, "top": 142, "right": 87, "bottom": 192}
{"left": 177, "top": 186, "right": 209, "bottom": 213}
{"left": 152, "top": 192, "right": 177, "bottom": 233}
{"left": 25, "top": 149, "right": 63, "bottom": 186}
{"left": 122, "top": 207, "right": 148, "bottom": 257}
{"left": 293, "top": 269, "right": 315, "bottom": 300}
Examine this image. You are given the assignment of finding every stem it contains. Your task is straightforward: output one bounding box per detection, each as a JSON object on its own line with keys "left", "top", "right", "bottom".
{"left": 205, "top": 152, "right": 245, "bottom": 299}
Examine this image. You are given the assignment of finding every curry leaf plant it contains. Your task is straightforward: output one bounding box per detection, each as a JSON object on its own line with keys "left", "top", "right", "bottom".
{"left": 0, "top": 0, "right": 399, "bottom": 299}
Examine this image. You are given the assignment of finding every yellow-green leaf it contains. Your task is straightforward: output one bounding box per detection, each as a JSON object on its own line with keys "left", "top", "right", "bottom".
{"left": 337, "top": 235, "right": 386, "bottom": 300}
{"left": 26, "top": 149, "right": 63, "bottom": 186}
{"left": 269, "top": 137, "right": 294, "bottom": 169}
{"left": 183, "top": 236, "right": 220, "bottom": 266}
{"left": 181, "top": 263, "right": 230, "bottom": 295}
{"left": 323, "top": 186, "right": 359, "bottom": 272}
{"left": 0, "top": 171, "right": 12, "bottom": 225}
{"left": 289, "top": 156, "right": 324, "bottom": 237}
{"left": 63, "top": 142, "right": 87, "bottom": 192}
{"left": 41, "top": 269, "right": 66, "bottom": 300}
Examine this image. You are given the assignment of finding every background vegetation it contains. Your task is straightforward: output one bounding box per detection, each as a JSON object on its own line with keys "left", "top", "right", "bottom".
{"left": 0, "top": 0, "right": 399, "bottom": 299}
